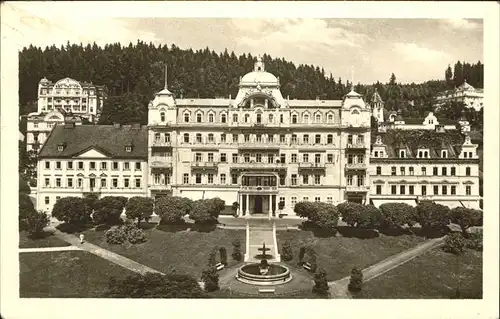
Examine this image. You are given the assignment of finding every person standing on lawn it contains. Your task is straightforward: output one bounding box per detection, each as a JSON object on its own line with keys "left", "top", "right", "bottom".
{"left": 79, "top": 233, "right": 85, "bottom": 244}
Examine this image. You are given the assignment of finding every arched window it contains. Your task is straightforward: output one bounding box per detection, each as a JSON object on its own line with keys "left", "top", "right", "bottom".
{"left": 208, "top": 113, "right": 214, "bottom": 123}
{"left": 196, "top": 113, "right": 202, "bottom": 123}
{"left": 183, "top": 133, "right": 190, "bottom": 143}
{"left": 221, "top": 114, "right": 227, "bottom": 123}
{"left": 351, "top": 109, "right": 359, "bottom": 115}
{"left": 303, "top": 114, "right": 309, "bottom": 124}
{"left": 424, "top": 151, "right": 429, "bottom": 158}
{"left": 327, "top": 114, "right": 334, "bottom": 123}
{"left": 315, "top": 114, "right": 321, "bottom": 123}
{"left": 257, "top": 114, "right": 262, "bottom": 124}
{"left": 160, "top": 112, "right": 165, "bottom": 122}
{"left": 184, "top": 113, "right": 190, "bottom": 123}
{"left": 233, "top": 114, "right": 238, "bottom": 122}
{"left": 245, "top": 114, "right": 250, "bottom": 123}
{"left": 196, "top": 133, "right": 202, "bottom": 143}
{"left": 269, "top": 114, "right": 274, "bottom": 123}
{"left": 292, "top": 114, "right": 297, "bottom": 124}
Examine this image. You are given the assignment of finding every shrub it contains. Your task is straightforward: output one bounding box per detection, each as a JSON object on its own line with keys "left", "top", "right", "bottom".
{"left": 348, "top": 267, "right": 363, "bottom": 292}
{"left": 231, "top": 201, "right": 239, "bottom": 217}
{"left": 208, "top": 247, "right": 218, "bottom": 267}
{"left": 107, "top": 272, "right": 204, "bottom": 298}
{"left": 231, "top": 239, "right": 242, "bottom": 261}
{"left": 443, "top": 232, "right": 467, "bottom": 255}
{"left": 156, "top": 196, "right": 192, "bottom": 224}
{"left": 337, "top": 202, "right": 365, "bottom": 227}
{"left": 19, "top": 194, "right": 36, "bottom": 231}
{"left": 52, "top": 197, "right": 92, "bottom": 226}
{"left": 26, "top": 210, "right": 50, "bottom": 238}
{"left": 298, "top": 246, "right": 306, "bottom": 265}
{"left": 379, "top": 202, "right": 415, "bottom": 230}
{"left": 465, "top": 230, "right": 483, "bottom": 251}
{"left": 93, "top": 196, "right": 128, "bottom": 225}
{"left": 416, "top": 202, "right": 451, "bottom": 234}
{"left": 201, "top": 267, "right": 219, "bottom": 292}
{"left": 306, "top": 247, "right": 318, "bottom": 272}
{"left": 190, "top": 198, "right": 224, "bottom": 224}
{"left": 127, "top": 227, "right": 147, "bottom": 244}
{"left": 312, "top": 268, "right": 329, "bottom": 296}
{"left": 219, "top": 247, "right": 228, "bottom": 265}
{"left": 360, "top": 205, "right": 382, "bottom": 229}
{"left": 105, "top": 226, "right": 127, "bottom": 244}
{"left": 314, "top": 202, "right": 340, "bottom": 230}
{"left": 125, "top": 196, "right": 154, "bottom": 227}
{"left": 281, "top": 240, "right": 293, "bottom": 262}
{"left": 450, "top": 207, "right": 483, "bottom": 236}
{"left": 19, "top": 174, "right": 31, "bottom": 194}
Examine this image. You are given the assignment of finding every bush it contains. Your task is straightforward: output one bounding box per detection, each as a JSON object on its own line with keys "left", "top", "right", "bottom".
{"left": 190, "top": 198, "right": 225, "bottom": 224}
{"left": 443, "top": 232, "right": 467, "bottom": 255}
{"left": 105, "top": 226, "right": 127, "bottom": 244}
{"left": 52, "top": 197, "right": 92, "bottom": 226}
{"left": 416, "top": 202, "right": 451, "bottom": 235}
{"left": 337, "top": 202, "right": 365, "bottom": 227}
{"left": 231, "top": 201, "right": 239, "bottom": 217}
{"left": 379, "top": 202, "right": 415, "bottom": 230}
{"left": 107, "top": 272, "right": 204, "bottom": 298}
{"left": 201, "top": 267, "right": 219, "bottom": 292}
{"left": 348, "top": 267, "right": 363, "bottom": 292}
{"left": 208, "top": 247, "right": 218, "bottom": 267}
{"left": 312, "top": 268, "right": 329, "bottom": 296}
{"left": 156, "top": 196, "right": 192, "bottom": 224}
{"left": 306, "top": 247, "right": 318, "bottom": 273}
{"left": 450, "top": 207, "right": 483, "bottom": 236}
{"left": 19, "top": 194, "right": 36, "bottom": 231}
{"left": 281, "top": 240, "right": 293, "bottom": 262}
{"left": 125, "top": 196, "right": 154, "bottom": 227}
{"left": 126, "top": 227, "right": 147, "bottom": 244}
{"left": 219, "top": 247, "right": 227, "bottom": 265}
{"left": 465, "top": 230, "right": 483, "bottom": 251}
{"left": 26, "top": 210, "right": 50, "bottom": 238}
{"left": 93, "top": 196, "right": 128, "bottom": 225}
{"left": 231, "top": 239, "right": 242, "bottom": 261}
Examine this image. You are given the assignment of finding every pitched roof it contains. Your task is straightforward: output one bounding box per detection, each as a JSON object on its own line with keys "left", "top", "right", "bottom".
{"left": 371, "top": 90, "right": 384, "bottom": 104}
{"left": 38, "top": 125, "right": 148, "bottom": 159}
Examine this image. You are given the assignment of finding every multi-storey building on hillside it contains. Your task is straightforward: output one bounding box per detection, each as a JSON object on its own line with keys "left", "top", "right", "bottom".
{"left": 369, "top": 134, "right": 481, "bottom": 209}
{"left": 147, "top": 58, "right": 372, "bottom": 216}
{"left": 35, "top": 123, "right": 148, "bottom": 213}
{"left": 434, "top": 80, "right": 484, "bottom": 111}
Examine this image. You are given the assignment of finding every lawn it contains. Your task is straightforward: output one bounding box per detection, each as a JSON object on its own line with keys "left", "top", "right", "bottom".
{"left": 277, "top": 229, "right": 426, "bottom": 281}
{"left": 82, "top": 226, "right": 245, "bottom": 278}
{"left": 355, "top": 248, "right": 483, "bottom": 299}
{"left": 20, "top": 251, "right": 135, "bottom": 298}
{"left": 19, "top": 231, "right": 71, "bottom": 248}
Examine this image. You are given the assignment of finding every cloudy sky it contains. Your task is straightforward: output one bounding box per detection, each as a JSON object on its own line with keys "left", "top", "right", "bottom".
{"left": 4, "top": 3, "right": 483, "bottom": 84}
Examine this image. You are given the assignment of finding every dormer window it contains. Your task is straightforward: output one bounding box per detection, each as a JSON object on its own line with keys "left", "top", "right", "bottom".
{"left": 441, "top": 150, "right": 448, "bottom": 158}
{"left": 160, "top": 112, "right": 165, "bottom": 122}
{"left": 399, "top": 150, "right": 406, "bottom": 158}
{"left": 125, "top": 143, "right": 133, "bottom": 153}
{"left": 57, "top": 142, "right": 66, "bottom": 152}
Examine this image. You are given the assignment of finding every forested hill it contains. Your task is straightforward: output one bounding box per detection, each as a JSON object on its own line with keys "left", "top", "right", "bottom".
{"left": 19, "top": 41, "right": 483, "bottom": 124}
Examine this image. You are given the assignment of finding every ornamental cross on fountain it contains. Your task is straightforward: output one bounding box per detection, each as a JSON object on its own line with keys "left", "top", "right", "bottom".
{"left": 258, "top": 242, "right": 271, "bottom": 258}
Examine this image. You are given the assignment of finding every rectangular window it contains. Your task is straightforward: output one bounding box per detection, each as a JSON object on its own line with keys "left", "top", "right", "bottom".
{"left": 101, "top": 162, "right": 107, "bottom": 170}
{"left": 78, "top": 161, "right": 84, "bottom": 169}
{"left": 90, "top": 162, "right": 96, "bottom": 170}
{"left": 280, "top": 134, "right": 286, "bottom": 143}
{"left": 101, "top": 178, "right": 106, "bottom": 188}
{"left": 45, "top": 178, "right": 50, "bottom": 187}
{"left": 466, "top": 167, "right": 471, "bottom": 176}
{"left": 195, "top": 153, "right": 202, "bottom": 162}
{"left": 183, "top": 173, "right": 189, "bottom": 184}
{"left": 113, "top": 162, "right": 119, "bottom": 170}
{"left": 196, "top": 174, "right": 202, "bottom": 184}
{"left": 67, "top": 161, "right": 73, "bottom": 169}
{"left": 208, "top": 153, "right": 214, "bottom": 162}
{"left": 124, "top": 162, "right": 130, "bottom": 171}
{"left": 409, "top": 185, "right": 414, "bottom": 195}
{"left": 45, "top": 196, "right": 49, "bottom": 205}
{"left": 124, "top": 178, "right": 130, "bottom": 188}
{"left": 391, "top": 167, "right": 396, "bottom": 176}
{"left": 256, "top": 153, "right": 262, "bottom": 163}
{"left": 442, "top": 167, "right": 447, "bottom": 176}
{"left": 291, "top": 174, "right": 297, "bottom": 186}
{"left": 56, "top": 178, "right": 61, "bottom": 187}
{"left": 291, "top": 197, "right": 297, "bottom": 208}
{"left": 56, "top": 161, "right": 61, "bottom": 169}
{"left": 232, "top": 174, "right": 238, "bottom": 185}
{"left": 376, "top": 166, "right": 381, "bottom": 175}
{"left": 466, "top": 186, "right": 471, "bottom": 195}
{"left": 279, "top": 197, "right": 285, "bottom": 207}
{"left": 279, "top": 175, "right": 285, "bottom": 186}
{"left": 433, "top": 167, "right": 438, "bottom": 176}
{"left": 45, "top": 161, "right": 50, "bottom": 169}
{"left": 280, "top": 154, "right": 286, "bottom": 163}
{"left": 135, "top": 179, "right": 141, "bottom": 188}
{"left": 409, "top": 167, "right": 414, "bottom": 175}
{"left": 303, "top": 154, "right": 309, "bottom": 163}
{"left": 451, "top": 186, "right": 456, "bottom": 195}
{"left": 451, "top": 167, "right": 456, "bottom": 176}
{"left": 208, "top": 174, "right": 214, "bottom": 184}
{"left": 376, "top": 185, "right": 382, "bottom": 195}
{"left": 347, "top": 175, "right": 353, "bottom": 186}
{"left": 400, "top": 185, "right": 405, "bottom": 194}
{"left": 244, "top": 154, "right": 250, "bottom": 163}
{"left": 268, "top": 154, "right": 274, "bottom": 164}
{"left": 327, "top": 135, "right": 333, "bottom": 144}
{"left": 433, "top": 185, "right": 439, "bottom": 195}
{"left": 391, "top": 185, "right": 397, "bottom": 194}
{"left": 56, "top": 196, "right": 61, "bottom": 202}
{"left": 67, "top": 178, "right": 73, "bottom": 187}
{"left": 421, "top": 185, "right": 427, "bottom": 196}
{"left": 422, "top": 167, "right": 427, "bottom": 176}
{"left": 315, "top": 135, "right": 321, "bottom": 144}
{"left": 221, "top": 153, "right": 227, "bottom": 163}
{"left": 400, "top": 167, "right": 405, "bottom": 175}
{"left": 315, "top": 154, "right": 321, "bottom": 164}
{"left": 314, "top": 197, "right": 321, "bottom": 202}
{"left": 303, "top": 134, "right": 309, "bottom": 144}
{"left": 302, "top": 174, "right": 309, "bottom": 185}
{"left": 326, "top": 197, "right": 333, "bottom": 204}
{"left": 442, "top": 185, "right": 447, "bottom": 195}
{"left": 232, "top": 154, "right": 238, "bottom": 163}
{"left": 112, "top": 178, "right": 118, "bottom": 188}
{"left": 347, "top": 135, "right": 353, "bottom": 144}
{"left": 291, "top": 154, "right": 297, "bottom": 163}
{"left": 357, "top": 175, "right": 364, "bottom": 186}
{"left": 135, "top": 162, "right": 141, "bottom": 170}
{"left": 327, "top": 154, "right": 333, "bottom": 163}
{"left": 220, "top": 134, "right": 226, "bottom": 143}
{"left": 314, "top": 175, "right": 321, "bottom": 185}
{"left": 303, "top": 197, "right": 309, "bottom": 202}
{"left": 220, "top": 174, "right": 226, "bottom": 184}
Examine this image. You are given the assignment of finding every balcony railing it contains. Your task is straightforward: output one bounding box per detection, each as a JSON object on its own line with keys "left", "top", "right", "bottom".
{"left": 191, "top": 162, "right": 219, "bottom": 169}
{"left": 345, "top": 163, "right": 367, "bottom": 170}
{"left": 240, "top": 185, "right": 279, "bottom": 192}
{"left": 150, "top": 158, "right": 173, "bottom": 168}
{"left": 345, "top": 185, "right": 369, "bottom": 192}
{"left": 231, "top": 162, "right": 287, "bottom": 170}
{"left": 152, "top": 140, "right": 172, "bottom": 147}
{"left": 298, "top": 162, "right": 326, "bottom": 169}
{"left": 237, "top": 143, "right": 280, "bottom": 150}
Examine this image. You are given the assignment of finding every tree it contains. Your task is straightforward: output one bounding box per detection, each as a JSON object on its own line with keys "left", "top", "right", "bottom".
{"left": 314, "top": 202, "right": 340, "bottom": 230}
{"left": 294, "top": 201, "right": 318, "bottom": 220}
{"left": 445, "top": 64, "right": 453, "bottom": 88}
{"left": 189, "top": 198, "right": 223, "bottom": 224}
{"left": 379, "top": 202, "right": 415, "bottom": 230}
{"left": 231, "top": 238, "right": 242, "bottom": 261}
{"left": 156, "top": 196, "right": 192, "bottom": 224}
{"left": 231, "top": 201, "right": 239, "bottom": 217}
{"left": 201, "top": 267, "right": 219, "bottom": 292}
{"left": 25, "top": 210, "right": 50, "bottom": 238}
{"left": 281, "top": 240, "right": 293, "bottom": 262}
{"left": 52, "top": 197, "right": 92, "bottom": 226}
{"left": 389, "top": 73, "right": 397, "bottom": 85}
{"left": 312, "top": 268, "right": 329, "bottom": 296}
{"left": 359, "top": 205, "right": 382, "bottom": 229}
{"left": 19, "top": 194, "right": 36, "bottom": 230}
{"left": 337, "top": 202, "right": 365, "bottom": 227}
{"left": 19, "top": 174, "right": 31, "bottom": 194}
{"left": 450, "top": 207, "right": 483, "bottom": 237}
{"left": 348, "top": 267, "right": 363, "bottom": 292}
{"left": 416, "top": 202, "right": 451, "bottom": 235}
{"left": 125, "top": 196, "right": 154, "bottom": 227}
{"left": 93, "top": 196, "right": 128, "bottom": 225}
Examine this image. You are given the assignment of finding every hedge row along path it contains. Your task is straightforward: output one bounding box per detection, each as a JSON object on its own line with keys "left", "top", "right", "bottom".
{"left": 327, "top": 236, "right": 446, "bottom": 298}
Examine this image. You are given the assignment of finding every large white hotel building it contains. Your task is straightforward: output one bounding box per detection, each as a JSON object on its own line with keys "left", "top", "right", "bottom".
{"left": 36, "top": 57, "right": 481, "bottom": 214}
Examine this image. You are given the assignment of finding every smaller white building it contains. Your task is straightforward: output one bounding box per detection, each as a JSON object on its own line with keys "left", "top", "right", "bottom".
{"left": 378, "top": 112, "right": 462, "bottom": 132}
{"left": 434, "top": 81, "right": 484, "bottom": 112}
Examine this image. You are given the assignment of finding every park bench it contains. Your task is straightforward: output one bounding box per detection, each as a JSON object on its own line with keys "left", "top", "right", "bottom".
{"left": 258, "top": 288, "right": 275, "bottom": 294}
{"left": 215, "top": 263, "right": 225, "bottom": 271}
{"left": 303, "top": 262, "right": 312, "bottom": 271}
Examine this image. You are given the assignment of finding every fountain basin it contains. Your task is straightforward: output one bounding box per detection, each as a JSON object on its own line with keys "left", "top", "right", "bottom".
{"left": 236, "top": 263, "right": 292, "bottom": 286}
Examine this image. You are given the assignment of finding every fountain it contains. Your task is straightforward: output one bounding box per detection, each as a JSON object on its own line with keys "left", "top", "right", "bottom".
{"left": 236, "top": 242, "right": 292, "bottom": 286}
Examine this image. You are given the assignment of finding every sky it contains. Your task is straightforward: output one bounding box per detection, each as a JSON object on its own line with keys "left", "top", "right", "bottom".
{"left": 3, "top": 3, "right": 484, "bottom": 84}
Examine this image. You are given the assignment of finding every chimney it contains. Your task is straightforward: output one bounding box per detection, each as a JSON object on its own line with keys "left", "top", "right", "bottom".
{"left": 164, "top": 64, "right": 168, "bottom": 90}
{"left": 113, "top": 123, "right": 121, "bottom": 129}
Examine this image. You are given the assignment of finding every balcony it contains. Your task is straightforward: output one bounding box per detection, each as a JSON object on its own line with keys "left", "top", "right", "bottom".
{"left": 298, "top": 162, "right": 326, "bottom": 170}
{"left": 82, "top": 187, "right": 101, "bottom": 195}
{"left": 240, "top": 185, "right": 279, "bottom": 193}
{"left": 346, "top": 142, "right": 367, "bottom": 149}
{"left": 149, "top": 184, "right": 172, "bottom": 191}
{"left": 151, "top": 140, "right": 172, "bottom": 147}
{"left": 231, "top": 162, "right": 287, "bottom": 170}
{"left": 345, "top": 163, "right": 367, "bottom": 170}
{"left": 345, "top": 185, "right": 369, "bottom": 192}
{"left": 237, "top": 143, "right": 280, "bottom": 150}
{"left": 191, "top": 162, "right": 218, "bottom": 170}
{"left": 150, "top": 157, "right": 173, "bottom": 169}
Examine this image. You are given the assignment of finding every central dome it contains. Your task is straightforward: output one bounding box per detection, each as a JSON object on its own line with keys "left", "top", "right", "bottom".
{"left": 240, "top": 55, "right": 279, "bottom": 86}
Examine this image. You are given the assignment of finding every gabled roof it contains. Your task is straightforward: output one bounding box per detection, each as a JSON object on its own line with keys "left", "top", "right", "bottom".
{"left": 38, "top": 125, "right": 148, "bottom": 159}
{"left": 371, "top": 90, "right": 384, "bottom": 104}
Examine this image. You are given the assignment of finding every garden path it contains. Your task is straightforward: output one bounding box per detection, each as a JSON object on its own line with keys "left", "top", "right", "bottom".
{"left": 19, "top": 246, "right": 81, "bottom": 253}
{"left": 327, "top": 236, "right": 446, "bottom": 298}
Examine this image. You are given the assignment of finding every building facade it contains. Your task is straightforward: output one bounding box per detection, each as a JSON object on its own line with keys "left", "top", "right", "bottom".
{"left": 369, "top": 134, "right": 481, "bottom": 209}
{"left": 147, "top": 58, "right": 372, "bottom": 216}
{"left": 36, "top": 124, "right": 148, "bottom": 213}
{"left": 434, "top": 81, "right": 484, "bottom": 112}
{"left": 378, "top": 112, "right": 464, "bottom": 132}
